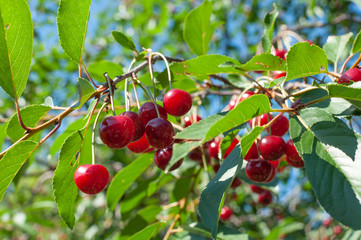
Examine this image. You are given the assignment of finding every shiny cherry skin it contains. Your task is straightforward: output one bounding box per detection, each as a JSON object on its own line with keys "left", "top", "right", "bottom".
{"left": 264, "top": 164, "right": 276, "bottom": 183}
{"left": 145, "top": 118, "right": 174, "bottom": 149}
{"left": 250, "top": 184, "right": 266, "bottom": 194}
{"left": 338, "top": 68, "right": 361, "bottom": 84}
{"left": 138, "top": 102, "right": 168, "bottom": 126}
{"left": 223, "top": 138, "right": 239, "bottom": 159}
{"left": 258, "top": 190, "right": 272, "bottom": 205}
{"left": 74, "top": 164, "right": 110, "bottom": 195}
{"left": 154, "top": 146, "right": 183, "bottom": 171}
{"left": 99, "top": 115, "right": 135, "bottom": 149}
{"left": 245, "top": 159, "right": 273, "bottom": 183}
{"left": 163, "top": 89, "right": 192, "bottom": 117}
{"left": 208, "top": 140, "right": 220, "bottom": 159}
{"left": 121, "top": 111, "right": 144, "bottom": 142}
{"left": 244, "top": 142, "right": 259, "bottom": 161}
{"left": 220, "top": 206, "right": 233, "bottom": 221}
{"left": 285, "top": 140, "right": 302, "bottom": 162}
{"left": 275, "top": 49, "right": 287, "bottom": 60}
{"left": 249, "top": 113, "right": 272, "bottom": 127}
{"left": 228, "top": 91, "right": 255, "bottom": 110}
{"left": 269, "top": 115, "right": 289, "bottom": 137}
{"left": 184, "top": 115, "right": 202, "bottom": 127}
{"left": 127, "top": 133, "right": 150, "bottom": 153}
{"left": 259, "top": 136, "right": 286, "bottom": 161}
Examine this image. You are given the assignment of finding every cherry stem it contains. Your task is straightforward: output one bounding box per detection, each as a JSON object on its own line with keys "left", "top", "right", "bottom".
{"left": 153, "top": 52, "right": 173, "bottom": 89}
{"left": 104, "top": 73, "right": 116, "bottom": 116}
{"left": 131, "top": 78, "right": 141, "bottom": 109}
{"left": 147, "top": 50, "right": 157, "bottom": 98}
{"left": 39, "top": 120, "right": 61, "bottom": 144}
{"left": 351, "top": 53, "right": 361, "bottom": 69}
{"left": 92, "top": 100, "right": 106, "bottom": 165}
{"left": 15, "top": 100, "right": 32, "bottom": 132}
{"left": 82, "top": 62, "right": 99, "bottom": 88}
{"left": 125, "top": 58, "right": 137, "bottom": 112}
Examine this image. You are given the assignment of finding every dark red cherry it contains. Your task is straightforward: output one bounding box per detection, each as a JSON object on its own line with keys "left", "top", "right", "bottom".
{"left": 208, "top": 140, "right": 220, "bottom": 159}
{"left": 228, "top": 91, "right": 255, "bottom": 110}
{"left": 264, "top": 164, "right": 276, "bottom": 183}
{"left": 244, "top": 142, "right": 259, "bottom": 161}
{"left": 220, "top": 206, "right": 233, "bottom": 221}
{"left": 99, "top": 115, "right": 135, "bottom": 149}
{"left": 286, "top": 156, "right": 305, "bottom": 168}
{"left": 121, "top": 111, "right": 144, "bottom": 142}
{"left": 259, "top": 136, "right": 286, "bottom": 161}
{"left": 184, "top": 115, "right": 202, "bottom": 127}
{"left": 245, "top": 159, "right": 273, "bottom": 183}
{"left": 230, "top": 178, "right": 242, "bottom": 188}
{"left": 138, "top": 102, "right": 168, "bottom": 126}
{"left": 248, "top": 113, "right": 272, "bottom": 127}
{"left": 127, "top": 133, "right": 150, "bottom": 153}
{"left": 275, "top": 49, "right": 287, "bottom": 60}
{"left": 285, "top": 140, "right": 302, "bottom": 162}
{"left": 145, "top": 118, "right": 174, "bottom": 149}
{"left": 339, "top": 68, "right": 361, "bottom": 84}
{"left": 163, "top": 89, "right": 192, "bottom": 117}
{"left": 223, "top": 138, "right": 239, "bottom": 159}
{"left": 258, "top": 190, "right": 272, "bottom": 205}
{"left": 268, "top": 115, "right": 289, "bottom": 137}
{"left": 74, "top": 164, "right": 110, "bottom": 195}
{"left": 250, "top": 184, "right": 266, "bottom": 194}
{"left": 154, "top": 146, "right": 183, "bottom": 171}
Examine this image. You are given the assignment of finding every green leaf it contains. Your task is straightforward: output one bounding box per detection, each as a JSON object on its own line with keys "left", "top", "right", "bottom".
{"left": 52, "top": 128, "right": 92, "bottom": 229}
{"left": 166, "top": 141, "right": 201, "bottom": 171}
{"left": 0, "top": 0, "right": 33, "bottom": 99}
{"left": 112, "top": 31, "right": 137, "bottom": 52}
{"left": 327, "top": 82, "right": 361, "bottom": 111}
{"left": 6, "top": 105, "right": 51, "bottom": 141}
{"left": 127, "top": 222, "right": 165, "bottom": 240}
{"left": 76, "top": 78, "right": 95, "bottom": 109}
{"left": 341, "top": 229, "right": 361, "bottom": 240}
{"left": 237, "top": 53, "right": 286, "bottom": 72}
{"left": 323, "top": 32, "right": 353, "bottom": 62}
{"left": 261, "top": 3, "right": 278, "bottom": 53}
{"left": 87, "top": 60, "right": 124, "bottom": 84}
{"left": 106, "top": 153, "right": 154, "bottom": 210}
{"left": 290, "top": 108, "right": 361, "bottom": 230}
{"left": 352, "top": 30, "right": 361, "bottom": 54}
{"left": 241, "top": 126, "right": 264, "bottom": 157}
{"left": 0, "top": 124, "right": 7, "bottom": 151}
{"left": 266, "top": 220, "right": 304, "bottom": 240}
{"left": 199, "top": 144, "right": 243, "bottom": 238}
{"left": 57, "top": 0, "right": 91, "bottom": 63}
{"left": 183, "top": 1, "right": 221, "bottom": 55}
{"left": 286, "top": 42, "right": 328, "bottom": 81}
{"left": 0, "top": 140, "right": 38, "bottom": 200}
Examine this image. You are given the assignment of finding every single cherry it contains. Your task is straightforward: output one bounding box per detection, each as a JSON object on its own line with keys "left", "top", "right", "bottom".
{"left": 285, "top": 140, "right": 302, "bottom": 162}
{"left": 163, "top": 89, "right": 192, "bottom": 117}
{"left": 269, "top": 115, "right": 289, "bottom": 137}
{"left": 208, "top": 140, "right": 220, "bottom": 159}
{"left": 323, "top": 218, "right": 332, "bottom": 227}
{"left": 248, "top": 113, "right": 272, "bottom": 127}
{"left": 220, "top": 206, "right": 233, "bottom": 221}
{"left": 127, "top": 133, "right": 150, "bottom": 153}
{"left": 259, "top": 136, "right": 286, "bottom": 161}
{"left": 121, "top": 111, "right": 144, "bottom": 142}
{"left": 250, "top": 184, "right": 266, "bottom": 194}
{"left": 274, "top": 49, "right": 287, "bottom": 60}
{"left": 245, "top": 159, "right": 273, "bottom": 183}
{"left": 338, "top": 68, "right": 361, "bottom": 84}
{"left": 74, "top": 164, "right": 110, "bottom": 195}
{"left": 258, "top": 190, "right": 272, "bottom": 205}
{"left": 223, "top": 138, "right": 239, "bottom": 159}
{"left": 244, "top": 142, "right": 259, "bottom": 161}
{"left": 99, "top": 115, "right": 135, "bottom": 149}
{"left": 184, "top": 115, "right": 202, "bottom": 127}
{"left": 145, "top": 118, "right": 174, "bottom": 149}
{"left": 228, "top": 91, "right": 255, "bottom": 110}
{"left": 154, "top": 146, "right": 183, "bottom": 171}
{"left": 138, "top": 102, "right": 168, "bottom": 126}
{"left": 333, "top": 226, "right": 342, "bottom": 235}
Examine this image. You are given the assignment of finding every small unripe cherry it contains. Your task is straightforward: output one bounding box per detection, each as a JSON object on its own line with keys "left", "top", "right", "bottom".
{"left": 220, "top": 206, "right": 233, "bottom": 221}
{"left": 127, "top": 133, "right": 150, "bottom": 153}
{"left": 245, "top": 159, "right": 273, "bottom": 183}
{"left": 145, "top": 118, "right": 174, "bottom": 149}
{"left": 259, "top": 136, "right": 286, "bottom": 161}
{"left": 163, "top": 89, "right": 192, "bottom": 117}
{"left": 258, "top": 190, "right": 272, "bottom": 205}
{"left": 74, "top": 164, "right": 110, "bottom": 195}
{"left": 338, "top": 68, "right": 361, "bottom": 84}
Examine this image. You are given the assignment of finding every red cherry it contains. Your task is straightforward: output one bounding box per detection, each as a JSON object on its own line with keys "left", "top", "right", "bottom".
{"left": 275, "top": 49, "right": 287, "bottom": 60}
{"left": 269, "top": 115, "right": 289, "bottom": 137}
{"left": 270, "top": 159, "right": 280, "bottom": 169}
{"left": 223, "top": 138, "right": 239, "bottom": 159}
{"left": 127, "top": 133, "right": 150, "bottom": 153}
{"left": 138, "top": 102, "right": 168, "bottom": 126}
{"left": 259, "top": 136, "right": 286, "bottom": 161}
{"left": 264, "top": 164, "right": 276, "bottom": 183}
{"left": 285, "top": 140, "right": 302, "bottom": 162}
{"left": 245, "top": 159, "right": 273, "bottom": 183}
{"left": 208, "top": 140, "right": 220, "bottom": 159}
{"left": 230, "top": 178, "right": 242, "bottom": 188}
{"left": 339, "top": 68, "right": 361, "bottom": 84}
{"left": 258, "top": 190, "right": 272, "bottom": 205}
{"left": 333, "top": 226, "right": 342, "bottom": 235}
{"left": 323, "top": 218, "right": 332, "bottom": 227}
{"left": 286, "top": 156, "right": 305, "bottom": 168}
{"left": 220, "top": 206, "right": 233, "bottom": 221}
{"left": 184, "top": 115, "right": 202, "bottom": 127}
{"left": 99, "top": 115, "right": 135, "bottom": 149}
{"left": 274, "top": 72, "right": 286, "bottom": 79}
{"left": 145, "top": 118, "right": 174, "bottom": 149}
{"left": 228, "top": 91, "right": 255, "bottom": 110}
{"left": 121, "top": 111, "right": 144, "bottom": 142}
{"left": 154, "top": 146, "right": 183, "bottom": 171}
{"left": 250, "top": 184, "right": 266, "bottom": 194}
{"left": 74, "top": 164, "right": 110, "bottom": 195}
{"left": 249, "top": 113, "right": 272, "bottom": 127}
{"left": 244, "top": 142, "right": 259, "bottom": 161}
{"left": 163, "top": 89, "right": 192, "bottom": 117}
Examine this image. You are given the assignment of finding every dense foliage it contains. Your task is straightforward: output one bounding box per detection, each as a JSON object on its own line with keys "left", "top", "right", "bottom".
{"left": 1, "top": 0, "right": 361, "bottom": 239}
